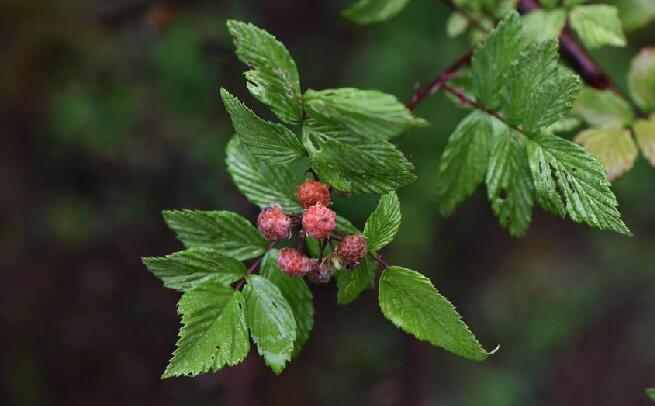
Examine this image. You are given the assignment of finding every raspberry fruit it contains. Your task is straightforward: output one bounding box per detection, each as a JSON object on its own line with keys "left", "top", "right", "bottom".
{"left": 277, "top": 248, "right": 311, "bottom": 277}
{"left": 302, "top": 203, "right": 336, "bottom": 239}
{"left": 296, "top": 180, "right": 331, "bottom": 209}
{"left": 336, "top": 235, "right": 368, "bottom": 266}
{"left": 257, "top": 204, "right": 291, "bottom": 241}
{"left": 307, "top": 259, "right": 334, "bottom": 284}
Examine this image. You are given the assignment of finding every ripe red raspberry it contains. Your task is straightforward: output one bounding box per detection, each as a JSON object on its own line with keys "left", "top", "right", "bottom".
{"left": 257, "top": 204, "right": 291, "bottom": 241}
{"left": 296, "top": 180, "right": 331, "bottom": 209}
{"left": 302, "top": 203, "right": 336, "bottom": 239}
{"left": 336, "top": 235, "right": 368, "bottom": 266}
{"left": 277, "top": 248, "right": 311, "bottom": 277}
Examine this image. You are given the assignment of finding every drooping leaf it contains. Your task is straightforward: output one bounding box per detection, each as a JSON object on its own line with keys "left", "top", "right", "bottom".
{"left": 162, "top": 284, "right": 249, "bottom": 378}
{"left": 526, "top": 132, "right": 630, "bottom": 235}
{"left": 335, "top": 258, "right": 376, "bottom": 305}
{"left": 226, "top": 136, "right": 302, "bottom": 212}
{"left": 226, "top": 20, "right": 302, "bottom": 124}
{"left": 634, "top": 116, "right": 655, "bottom": 167}
{"left": 364, "top": 192, "right": 401, "bottom": 252}
{"left": 342, "top": 0, "right": 411, "bottom": 24}
{"left": 260, "top": 250, "right": 314, "bottom": 358}
{"left": 522, "top": 9, "right": 566, "bottom": 43}
{"left": 162, "top": 209, "right": 266, "bottom": 261}
{"left": 303, "top": 88, "right": 426, "bottom": 141}
{"left": 628, "top": 48, "right": 655, "bottom": 112}
{"left": 243, "top": 275, "right": 296, "bottom": 374}
{"left": 435, "top": 111, "right": 492, "bottom": 215}
{"left": 379, "top": 266, "right": 494, "bottom": 361}
{"left": 572, "top": 87, "right": 635, "bottom": 127}
{"left": 143, "top": 248, "right": 246, "bottom": 291}
{"left": 569, "top": 5, "right": 626, "bottom": 49}
{"left": 220, "top": 89, "right": 304, "bottom": 165}
{"left": 574, "top": 126, "right": 638, "bottom": 180}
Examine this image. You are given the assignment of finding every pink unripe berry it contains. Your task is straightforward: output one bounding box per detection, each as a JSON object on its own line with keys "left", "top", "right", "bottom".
{"left": 296, "top": 180, "right": 331, "bottom": 209}
{"left": 336, "top": 235, "right": 368, "bottom": 266}
{"left": 277, "top": 248, "right": 311, "bottom": 277}
{"left": 302, "top": 203, "right": 336, "bottom": 239}
{"left": 257, "top": 204, "right": 291, "bottom": 241}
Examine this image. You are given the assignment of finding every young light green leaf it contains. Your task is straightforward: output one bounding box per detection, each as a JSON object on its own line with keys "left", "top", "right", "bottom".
{"left": 628, "top": 48, "right": 655, "bottom": 112}
{"left": 162, "top": 210, "right": 266, "bottom": 261}
{"left": 574, "top": 126, "right": 637, "bottom": 181}
{"left": 379, "top": 266, "right": 495, "bottom": 361}
{"left": 608, "top": 0, "right": 655, "bottom": 32}
{"left": 226, "top": 20, "right": 302, "bottom": 124}
{"left": 143, "top": 248, "right": 246, "bottom": 292}
{"left": 435, "top": 111, "right": 492, "bottom": 215}
{"left": 646, "top": 388, "right": 655, "bottom": 402}
{"left": 303, "top": 88, "right": 427, "bottom": 141}
{"left": 335, "top": 258, "right": 376, "bottom": 305}
{"left": 569, "top": 5, "right": 626, "bottom": 49}
{"left": 572, "top": 88, "right": 635, "bottom": 127}
{"left": 522, "top": 9, "right": 566, "bottom": 43}
{"left": 162, "top": 284, "right": 249, "bottom": 378}
{"left": 364, "top": 192, "right": 401, "bottom": 252}
{"left": 634, "top": 116, "right": 655, "bottom": 167}
{"left": 526, "top": 132, "right": 630, "bottom": 235}
{"left": 220, "top": 89, "right": 304, "bottom": 165}
{"left": 303, "top": 122, "right": 416, "bottom": 194}
{"left": 342, "top": 0, "right": 411, "bottom": 24}
{"left": 226, "top": 136, "right": 303, "bottom": 212}
{"left": 486, "top": 123, "right": 534, "bottom": 237}
{"left": 260, "top": 250, "right": 314, "bottom": 358}
{"left": 244, "top": 274, "right": 296, "bottom": 374}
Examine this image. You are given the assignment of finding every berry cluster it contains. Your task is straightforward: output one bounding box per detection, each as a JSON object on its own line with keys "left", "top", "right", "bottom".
{"left": 256, "top": 179, "right": 368, "bottom": 281}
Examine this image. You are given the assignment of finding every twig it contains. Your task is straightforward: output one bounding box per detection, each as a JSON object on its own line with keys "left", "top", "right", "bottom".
{"left": 407, "top": 51, "right": 472, "bottom": 110}
{"left": 235, "top": 241, "right": 276, "bottom": 290}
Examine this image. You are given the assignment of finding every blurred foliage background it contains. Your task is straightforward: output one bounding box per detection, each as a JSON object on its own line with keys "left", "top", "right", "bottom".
{"left": 2, "top": 0, "right": 655, "bottom": 405}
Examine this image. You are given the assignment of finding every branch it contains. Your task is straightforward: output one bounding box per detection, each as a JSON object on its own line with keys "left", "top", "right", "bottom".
{"left": 407, "top": 51, "right": 472, "bottom": 110}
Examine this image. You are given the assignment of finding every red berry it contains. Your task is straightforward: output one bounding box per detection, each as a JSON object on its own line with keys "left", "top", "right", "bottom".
{"left": 277, "top": 248, "right": 311, "bottom": 277}
{"left": 302, "top": 203, "right": 336, "bottom": 239}
{"left": 257, "top": 204, "right": 291, "bottom": 241}
{"left": 296, "top": 180, "right": 331, "bottom": 209}
{"left": 336, "top": 235, "right": 368, "bottom": 266}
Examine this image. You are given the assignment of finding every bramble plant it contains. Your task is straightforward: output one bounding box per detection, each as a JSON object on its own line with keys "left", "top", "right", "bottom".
{"left": 144, "top": 0, "right": 655, "bottom": 378}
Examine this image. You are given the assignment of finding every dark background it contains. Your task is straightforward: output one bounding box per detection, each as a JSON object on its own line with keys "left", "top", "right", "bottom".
{"left": 2, "top": 0, "right": 655, "bottom": 405}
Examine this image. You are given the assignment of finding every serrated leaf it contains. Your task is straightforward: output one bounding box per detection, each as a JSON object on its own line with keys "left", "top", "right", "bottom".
{"left": 303, "top": 88, "right": 427, "bottom": 141}
{"left": 646, "top": 388, "right": 655, "bottom": 402}
{"left": 244, "top": 274, "right": 296, "bottom": 374}
{"left": 302, "top": 122, "right": 416, "bottom": 194}
{"left": 226, "top": 20, "right": 302, "bottom": 124}
{"left": 260, "top": 250, "right": 313, "bottom": 358}
{"left": 379, "top": 266, "right": 494, "bottom": 361}
{"left": 634, "top": 116, "right": 655, "bottom": 167}
{"left": 162, "top": 210, "right": 266, "bottom": 261}
{"left": 486, "top": 122, "right": 534, "bottom": 237}
{"left": 572, "top": 87, "right": 635, "bottom": 127}
{"left": 342, "top": 0, "right": 410, "bottom": 24}
{"left": 522, "top": 9, "right": 566, "bottom": 43}
{"left": 226, "top": 136, "right": 302, "bottom": 212}
{"left": 548, "top": 117, "right": 581, "bottom": 133}
{"left": 447, "top": 12, "right": 469, "bottom": 37}
{"left": 574, "top": 126, "right": 637, "bottom": 181}
{"left": 162, "top": 284, "right": 249, "bottom": 378}
{"left": 523, "top": 71, "right": 581, "bottom": 135}
{"left": 435, "top": 111, "right": 492, "bottom": 215}
{"left": 569, "top": 5, "right": 626, "bottom": 49}
{"left": 220, "top": 89, "right": 304, "bottom": 164}
{"left": 526, "top": 132, "right": 630, "bottom": 235}
{"left": 143, "top": 248, "right": 246, "bottom": 291}
{"left": 364, "top": 192, "right": 401, "bottom": 252}
{"left": 335, "top": 258, "right": 376, "bottom": 305}
{"left": 628, "top": 48, "right": 655, "bottom": 112}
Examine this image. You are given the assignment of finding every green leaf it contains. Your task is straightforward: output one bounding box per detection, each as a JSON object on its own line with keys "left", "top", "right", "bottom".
{"left": 471, "top": 11, "right": 524, "bottom": 109}
{"left": 569, "top": 5, "right": 626, "bottom": 49}
{"left": 220, "top": 89, "right": 304, "bottom": 165}
{"left": 364, "top": 192, "right": 401, "bottom": 252}
{"left": 447, "top": 12, "right": 469, "bottom": 37}
{"left": 244, "top": 274, "right": 296, "bottom": 374}
{"left": 162, "top": 284, "right": 249, "bottom": 378}
{"left": 522, "top": 9, "right": 566, "bottom": 43}
{"left": 572, "top": 87, "right": 635, "bottom": 127}
{"left": 646, "top": 388, "right": 655, "bottom": 402}
{"left": 574, "top": 126, "right": 638, "bottom": 181}
{"left": 226, "top": 136, "right": 303, "bottom": 212}
{"left": 634, "top": 116, "right": 655, "bottom": 167}
{"left": 379, "top": 266, "right": 494, "bottom": 361}
{"left": 526, "top": 132, "right": 630, "bottom": 235}
{"left": 303, "top": 88, "right": 427, "bottom": 141}
{"left": 260, "top": 250, "right": 314, "bottom": 358}
{"left": 226, "top": 20, "right": 302, "bottom": 124}
{"left": 303, "top": 122, "right": 416, "bottom": 194}
{"left": 337, "top": 215, "right": 362, "bottom": 235}
{"left": 342, "top": 0, "right": 411, "bottom": 25}
{"left": 486, "top": 122, "right": 534, "bottom": 237}
{"left": 162, "top": 210, "right": 266, "bottom": 261}
{"left": 143, "top": 248, "right": 246, "bottom": 291}
{"left": 608, "top": 0, "right": 655, "bottom": 32}
{"left": 335, "top": 258, "right": 376, "bottom": 305}
{"left": 435, "top": 111, "right": 492, "bottom": 215}
{"left": 548, "top": 117, "right": 581, "bottom": 133}
{"left": 564, "top": 0, "right": 587, "bottom": 8}
{"left": 628, "top": 48, "right": 655, "bottom": 112}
